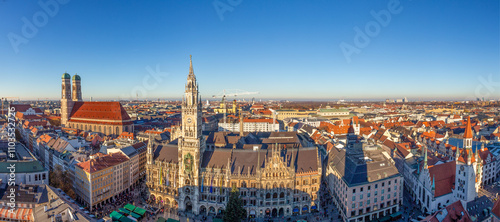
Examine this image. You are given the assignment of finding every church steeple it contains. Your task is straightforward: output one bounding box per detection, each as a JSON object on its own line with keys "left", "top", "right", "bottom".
{"left": 463, "top": 116, "right": 473, "bottom": 165}
{"left": 189, "top": 55, "right": 195, "bottom": 78}
{"left": 463, "top": 116, "right": 473, "bottom": 149}
{"left": 185, "top": 55, "right": 199, "bottom": 107}
{"left": 147, "top": 133, "right": 154, "bottom": 165}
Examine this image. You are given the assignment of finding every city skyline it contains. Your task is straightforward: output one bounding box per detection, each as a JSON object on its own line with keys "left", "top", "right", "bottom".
{"left": 1, "top": 0, "right": 499, "bottom": 101}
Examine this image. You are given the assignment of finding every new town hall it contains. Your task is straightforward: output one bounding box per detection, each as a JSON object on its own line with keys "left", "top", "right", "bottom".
{"left": 146, "top": 56, "right": 322, "bottom": 218}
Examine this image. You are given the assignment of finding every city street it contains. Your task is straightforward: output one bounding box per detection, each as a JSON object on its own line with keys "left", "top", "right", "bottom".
{"left": 479, "top": 178, "right": 500, "bottom": 203}
{"left": 401, "top": 186, "right": 425, "bottom": 222}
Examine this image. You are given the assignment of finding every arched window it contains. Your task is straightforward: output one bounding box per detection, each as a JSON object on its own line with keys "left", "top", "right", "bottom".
{"left": 116, "top": 127, "right": 119, "bottom": 135}
{"left": 266, "top": 193, "right": 270, "bottom": 199}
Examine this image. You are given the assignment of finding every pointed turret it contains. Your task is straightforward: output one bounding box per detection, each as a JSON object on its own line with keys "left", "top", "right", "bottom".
{"left": 147, "top": 133, "right": 154, "bottom": 165}
{"left": 423, "top": 147, "right": 428, "bottom": 169}
{"left": 432, "top": 176, "right": 435, "bottom": 191}
{"left": 188, "top": 55, "right": 196, "bottom": 79}
{"left": 184, "top": 55, "right": 199, "bottom": 107}
{"left": 463, "top": 116, "right": 473, "bottom": 166}
{"left": 463, "top": 116, "right": 473, "bottom": 139}
{"left": 476, "top": 144, "right": 482, "bottom": 164}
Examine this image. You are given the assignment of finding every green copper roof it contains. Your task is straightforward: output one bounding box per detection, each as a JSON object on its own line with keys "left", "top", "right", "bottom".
{"left": 0, "top": 161, "right": 46, "bottom": 173}
{"left": 72, "top": 74, "right": 81, "bottom": 80}
{"left": 62, "top": 72, "right": 71, "bottom": 79}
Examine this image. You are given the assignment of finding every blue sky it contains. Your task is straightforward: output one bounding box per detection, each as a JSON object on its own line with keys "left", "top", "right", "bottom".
{"left": 0, "top": 0, "right": 499, "bottom": 101}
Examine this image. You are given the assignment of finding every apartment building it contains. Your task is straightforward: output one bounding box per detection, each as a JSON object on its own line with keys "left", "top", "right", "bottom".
{"left": 326, "top": 144, "right": 403, "bottom": 222}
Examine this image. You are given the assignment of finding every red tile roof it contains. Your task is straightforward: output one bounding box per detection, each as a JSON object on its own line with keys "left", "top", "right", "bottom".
{"left": 76, "top": 152, "right": 129, "bottom": 173}
{"left": 457, "top": 149, "right": 475, "bottom": 164}
{"left": 493, "top": 198, "right": 500, "bottom": 219}
{"left": 424, "top": 200, "right": 472, "bottom": 222}
{"left": 118, "top": 132, "right": 134, "bottom": 140}
{"left": 23, "top": 120, "right": 48, "bottom": 128}
{"left": 477, "top": 148, "right": 495, "bottom": 164}
{"left": 10, "top": 104, "right": 43, "bottom": 114}
{"left": 463, "top": 116, "right": 473, "bottom": 138}
{"left": 69, "top": 101, "right": 131, "bottom": 125}
{"left": 428, "top": 161, "right": 456, "bottom": 197}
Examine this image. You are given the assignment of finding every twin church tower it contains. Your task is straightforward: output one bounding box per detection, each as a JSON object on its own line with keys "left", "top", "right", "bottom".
{"left": 61, "top": 73, "right": 82, "bottom": 126}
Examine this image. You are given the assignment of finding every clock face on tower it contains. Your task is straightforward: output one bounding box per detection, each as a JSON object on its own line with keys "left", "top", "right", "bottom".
{"left": 187, "top": 117, "right": 192, "bottom": 123}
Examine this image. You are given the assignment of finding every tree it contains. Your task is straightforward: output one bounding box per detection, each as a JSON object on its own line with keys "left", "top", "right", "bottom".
{"left": 49, "top": 165, "right": 77, "bottom": 199}
{"left": 223, "top": 187, "right": 246, "bottom": 222}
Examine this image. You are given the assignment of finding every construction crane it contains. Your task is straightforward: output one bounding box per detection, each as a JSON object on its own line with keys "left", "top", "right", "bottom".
{"left": 212, "top": 89, "right": 259, "bottom": 100}
{"left": 1, "top": 97, "right": 20, "bottom": 117}
{"left": 212, "top": 89, "right": 259, "bottom": 124}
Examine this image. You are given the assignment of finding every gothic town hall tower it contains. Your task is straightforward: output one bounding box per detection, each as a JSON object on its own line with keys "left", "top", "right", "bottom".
{"left": 178, "top": 55, "right": 205, "bottom": 213}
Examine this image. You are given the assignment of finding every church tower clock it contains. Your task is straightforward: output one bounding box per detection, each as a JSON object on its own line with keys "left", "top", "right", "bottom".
{"left": 178, "top": 55, "right": 204, "bottom": 214}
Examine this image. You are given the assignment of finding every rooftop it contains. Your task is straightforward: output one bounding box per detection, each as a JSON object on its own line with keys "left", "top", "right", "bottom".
{"left": 328, "top": 144, "right": 400, "bottom": 186}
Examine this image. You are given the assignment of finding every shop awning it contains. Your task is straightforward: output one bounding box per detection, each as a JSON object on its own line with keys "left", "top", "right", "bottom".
{"left": 133, "top": 207, "right": 147, "bottom": 216}
{"left": 129, "top": 212, "right": 141, "bottom": 219}
{"left": 124, "top": 204, "right": 136, "bottom": 212}
{"left": 118, "top": 216, "right": 134, "bottom": 222}
{"left": 390, "top": 211, "right": 402, "bottom": 218}
{"left": 110, "top": 211, "right": 123, "bottom": 220}
{"left": 119, "top": 208, "right": 131, "bottom": 215}
{"left": 380, "top": 216, "right": 391, "bottom": 222}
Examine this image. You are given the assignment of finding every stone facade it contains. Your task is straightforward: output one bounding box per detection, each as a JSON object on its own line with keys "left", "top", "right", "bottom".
{"left": 146, "top": 57, "right": 322, "bottom": 219}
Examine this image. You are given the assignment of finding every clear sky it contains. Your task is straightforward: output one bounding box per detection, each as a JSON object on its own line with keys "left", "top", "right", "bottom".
{"left": 1, "top": 0, "right": 499, "bottom": 101}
